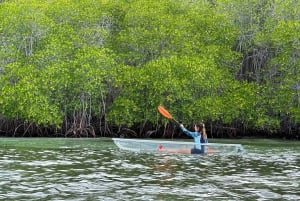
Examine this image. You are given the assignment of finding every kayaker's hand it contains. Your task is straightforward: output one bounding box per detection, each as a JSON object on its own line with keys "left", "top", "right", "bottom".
{"left": 179, "top": 124, "right": 184, "bottom": 128}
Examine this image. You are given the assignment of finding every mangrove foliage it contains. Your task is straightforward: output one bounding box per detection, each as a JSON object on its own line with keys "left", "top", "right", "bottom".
{"left": 0, "top": 0, "right": 299, "bottom": 138}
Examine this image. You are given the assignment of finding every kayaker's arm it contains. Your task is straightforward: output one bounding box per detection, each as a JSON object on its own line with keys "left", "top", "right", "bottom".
{"left": 179, "top": 124, "right": 198, "bottom": 138}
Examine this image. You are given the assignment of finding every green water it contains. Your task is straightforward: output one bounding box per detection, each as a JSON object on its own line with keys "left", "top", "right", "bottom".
{"left": 0, "top": 138, "right": 299, "bottom": 200}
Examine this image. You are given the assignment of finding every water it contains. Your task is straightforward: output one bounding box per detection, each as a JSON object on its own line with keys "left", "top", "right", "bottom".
{"left": 0, "top": 138, "right": 299, "bottom": 200}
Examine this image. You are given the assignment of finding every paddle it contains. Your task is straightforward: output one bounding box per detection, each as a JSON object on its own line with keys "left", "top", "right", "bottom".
{"left": 157, "top": 105, "right": 180, "bottom": 124}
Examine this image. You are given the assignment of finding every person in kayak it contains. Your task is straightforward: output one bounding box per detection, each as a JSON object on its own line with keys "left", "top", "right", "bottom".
{"left": 180, "top": 121, "right": 208, "bottom": 154}
{"left": 158, "top": 121, "right": 209, "bottom": 154}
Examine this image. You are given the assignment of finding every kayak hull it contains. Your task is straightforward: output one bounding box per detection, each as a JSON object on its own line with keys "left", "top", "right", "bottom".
{"left": 112, "top": 138, "right": 244, "bottom": 154}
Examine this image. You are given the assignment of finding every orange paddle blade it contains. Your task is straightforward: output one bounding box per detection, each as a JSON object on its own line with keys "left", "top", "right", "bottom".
{"left": 158, "top": 105, "right": 173, "bottom": 119}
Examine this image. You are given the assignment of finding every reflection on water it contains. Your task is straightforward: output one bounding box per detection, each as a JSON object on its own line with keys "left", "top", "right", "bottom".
{"left": 0, "top": 138, "right": 299, "bottom": 200}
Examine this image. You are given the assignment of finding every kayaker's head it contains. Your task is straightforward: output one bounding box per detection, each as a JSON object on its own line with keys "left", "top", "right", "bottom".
{"left": 194, "top": 122, "right": 207, "bottom": 137}
{"left": 194, "top": 122, "right": 204, "bottom": 131}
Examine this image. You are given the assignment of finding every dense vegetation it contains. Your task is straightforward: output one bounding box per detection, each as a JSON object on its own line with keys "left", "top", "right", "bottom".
{"left": 0, "top": 0, "right": 299, "bottom": 138}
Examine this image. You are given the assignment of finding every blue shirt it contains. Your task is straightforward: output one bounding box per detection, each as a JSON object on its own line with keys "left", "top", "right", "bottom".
{"left": 180, "top": 127, "right": 208, "bottom": 150}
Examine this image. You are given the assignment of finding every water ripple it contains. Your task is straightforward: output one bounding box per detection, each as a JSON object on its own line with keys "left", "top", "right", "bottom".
{"left": 0, "top": 139, "right": 299, "bottom": 200}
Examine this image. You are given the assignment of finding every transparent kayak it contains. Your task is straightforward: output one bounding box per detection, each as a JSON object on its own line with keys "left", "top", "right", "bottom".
{"left": 112, "top": 138, "right": 244, "bottom": 155}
